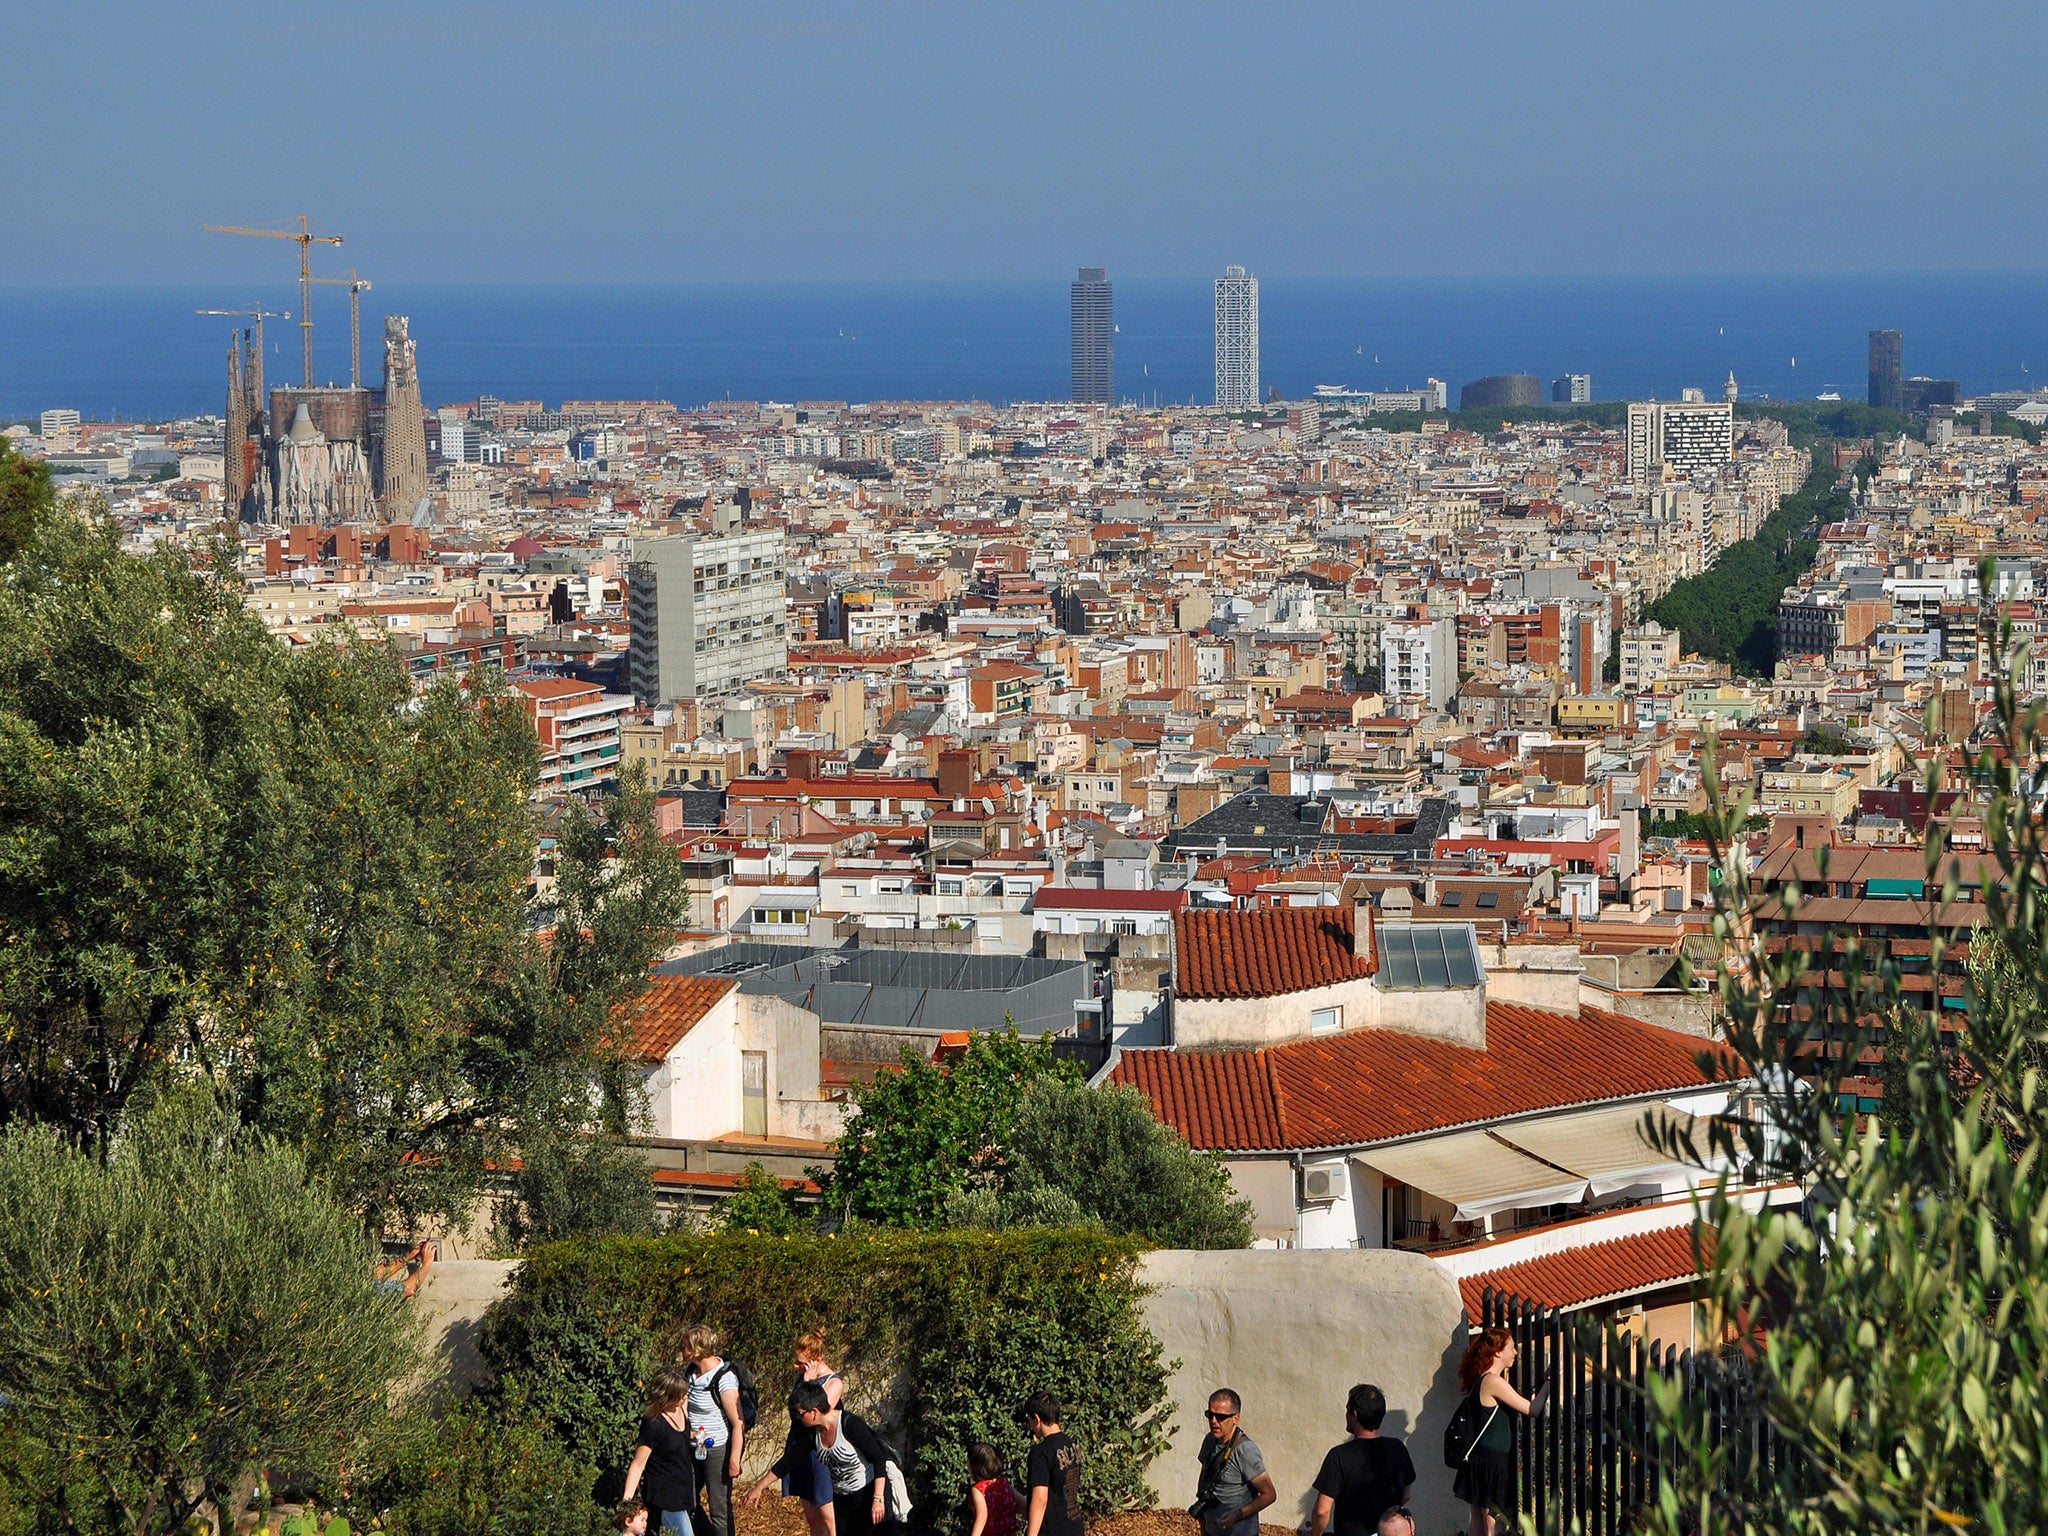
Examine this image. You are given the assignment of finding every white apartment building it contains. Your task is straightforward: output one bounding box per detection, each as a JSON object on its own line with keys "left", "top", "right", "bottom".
{"left": 627, "top": 509, "right": 788, "bottom": 703}
{"left": 1626, "top": 400, "right": 1734, "bottom": 481}
{"left": 1214, "top": 265, "right": 1260, "bottom": 410}
{"left": 1619, "top": 619, "right": 1681, "bottom": 692}
{"left": 1381, "top": 616, "right": 1457, "bottom": 712}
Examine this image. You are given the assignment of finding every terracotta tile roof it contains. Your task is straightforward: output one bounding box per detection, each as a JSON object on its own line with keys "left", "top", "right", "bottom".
{"left": 1109, "top": 1048, "right": 1285, "bottom": 1152}
{"left": 1109, "top": 1003, "right": 1720, "bottom": 1153}
{"left": 619, "top": 975, "right": 738, "bottom": 1062}
{"left": 1457, "top": 1225, "right": 1716, "bottom": 1318}
{"left": 1174, "top": 905, "right": 1378, "bottom": 999}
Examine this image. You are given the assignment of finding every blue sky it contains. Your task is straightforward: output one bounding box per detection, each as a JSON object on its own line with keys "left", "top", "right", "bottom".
{"left": 5, "top": 1, "right": 2043, "bottom": 285}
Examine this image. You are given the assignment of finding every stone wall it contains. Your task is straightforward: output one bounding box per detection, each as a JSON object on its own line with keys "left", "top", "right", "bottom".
{"left": 427, "top": 1248, "right": 1473, "bottom": 1531}
{"left": 1139, "top": 1248, "right": 1468, "bottom": 1534}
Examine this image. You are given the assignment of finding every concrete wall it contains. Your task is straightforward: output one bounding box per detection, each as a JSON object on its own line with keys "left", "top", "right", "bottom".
{"left": 1139, "top": 1249, "right": 1468, "bottom": 1535}
{"left": 1480, "top": 941, "right": 1584, "bottom": 1014}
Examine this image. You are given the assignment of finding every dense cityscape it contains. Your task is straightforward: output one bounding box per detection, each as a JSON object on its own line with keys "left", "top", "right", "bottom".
{"left": 5, "top": 4, "right": 2047, "bottom": 1530}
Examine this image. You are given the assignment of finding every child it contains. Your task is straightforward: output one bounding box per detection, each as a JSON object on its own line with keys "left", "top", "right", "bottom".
{"left": 966, "top": 1442, "right": 1020, "bottom": 1536}
{"left": 615, "top": 1500, "right": 649, "bottom": 1536}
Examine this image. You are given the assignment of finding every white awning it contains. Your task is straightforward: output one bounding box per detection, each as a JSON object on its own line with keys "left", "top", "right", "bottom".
{"left": 1494, "top": 1102, "right": 1725, "bottom": 1198}
{"left": 1357, "top": 1130, "right": 1589, "bottom": 1222}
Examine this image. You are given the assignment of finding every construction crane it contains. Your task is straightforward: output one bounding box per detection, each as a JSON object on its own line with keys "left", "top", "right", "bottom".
{"left": 310, "top": 270, "right": 373, "bottom": 387}
{"left": 202, "top": 216, "right": 343, "bottom": 388}
{"left": 194, "top": 306, "right": 289, "bottom": 389}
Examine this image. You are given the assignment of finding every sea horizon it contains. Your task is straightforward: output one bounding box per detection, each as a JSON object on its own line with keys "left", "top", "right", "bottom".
{"left": 4, "top": 271, "right": 2045, "bottom": 422}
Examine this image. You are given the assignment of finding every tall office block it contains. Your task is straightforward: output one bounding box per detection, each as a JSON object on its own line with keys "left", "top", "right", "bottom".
{"left": 1868, "top": 329, "right": 1903, "bottom": 412}
{"left": 1070, "top": 267, "right": 1113, "bottom": 404}
{"left": 628, "top": 501, "right": 788, "bottom": 704}
{"left": 1214, "top": 264, "right": 1260, "bottom": 410}
{"left": 1551, "top": 374, "right": 1592, "bottom": 404}
{"left": 1626, "top": 399, "right": 1734, "bottom": 481}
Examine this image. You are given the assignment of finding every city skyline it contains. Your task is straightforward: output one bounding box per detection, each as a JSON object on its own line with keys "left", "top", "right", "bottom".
{"left": 6, "top": 3, "right": 2048, "bottom": 287}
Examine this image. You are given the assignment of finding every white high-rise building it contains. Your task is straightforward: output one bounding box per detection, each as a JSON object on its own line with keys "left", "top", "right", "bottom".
{"left": 1626, "top": 399, "right": 1734, "bottom": 482}
{"left": 39, "top": 408, "right": 80, "bottom": 440}
{"left": 1214, "top": 265, "right": 1260, "bottom": 410}
{"left": 1381, "top": 617, "right": 1457, "bottom": 713}
{"left": 627, "top": 498, "right": 788, "bottom": 703}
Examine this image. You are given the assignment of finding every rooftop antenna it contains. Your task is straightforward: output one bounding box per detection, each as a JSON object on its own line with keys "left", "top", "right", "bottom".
{"left": 203, "top": 216, "right": 344, "bottom": 387}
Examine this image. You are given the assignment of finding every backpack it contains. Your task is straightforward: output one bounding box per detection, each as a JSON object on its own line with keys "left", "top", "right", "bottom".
{"left": 1442, "top": 1390, "right": 1498, "bottom": 1468}
{"left": 702, "top": 1359, "right": 761, "bottom": 1430}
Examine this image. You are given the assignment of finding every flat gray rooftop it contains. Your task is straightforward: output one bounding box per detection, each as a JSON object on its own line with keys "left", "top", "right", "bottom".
{"left": 658, "top": 942, "right": 1092, "bottom": 1035}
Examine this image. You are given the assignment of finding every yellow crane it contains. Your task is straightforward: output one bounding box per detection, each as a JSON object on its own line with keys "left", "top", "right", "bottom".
{"left": 202, "top": 216, "right": 343, "bottom": 388}
{"left": 310, "top": 270, "right": 373, "bottom": 388}
{"left": 194, "top": 305, "right": 289, "bottom": 389}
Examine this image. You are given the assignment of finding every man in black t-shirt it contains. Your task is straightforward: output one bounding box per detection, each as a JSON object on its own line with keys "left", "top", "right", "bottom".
{"left": 1022, "top": 1390, "right": 1085, "bottom": 1536}
{"left": 1307, "top": 1384, "right": 1415, "bottom": 1536}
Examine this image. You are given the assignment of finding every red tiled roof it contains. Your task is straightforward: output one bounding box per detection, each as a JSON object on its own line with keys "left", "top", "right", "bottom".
{"left": 1174, "top": 905, "right": 1377, "bottom": 999}
{"left": 1457, "top": 1226, "right": 1716, "bottom": 1318}
{"left": 619, "top": 975, "right": 738, "bottom": 1062}
{"left": 1109, "top": 1003, "right": 1720, "bottom": 1152}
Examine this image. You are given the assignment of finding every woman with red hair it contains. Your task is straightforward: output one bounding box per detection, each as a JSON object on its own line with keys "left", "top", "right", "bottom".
{"left": 1452, "top": 1328, "right": 1538, "bottom": 1535}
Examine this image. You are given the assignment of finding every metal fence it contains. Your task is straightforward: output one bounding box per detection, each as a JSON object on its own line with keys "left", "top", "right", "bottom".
{"left": 1475, "top": 1287, "right": 1781, "bottom": 1532}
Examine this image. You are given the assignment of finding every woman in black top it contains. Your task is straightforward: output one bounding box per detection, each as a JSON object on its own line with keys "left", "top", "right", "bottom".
{"left": 624, "top": 1365, "right": 700, "bottom": 1534}
{"left": 788, "top": 1378, "right": 900, "bottom": 1536}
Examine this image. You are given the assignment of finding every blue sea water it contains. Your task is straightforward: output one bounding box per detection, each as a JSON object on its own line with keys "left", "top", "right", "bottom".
{"left": 1, "top": 275, "right": 2044, "bottom": 422}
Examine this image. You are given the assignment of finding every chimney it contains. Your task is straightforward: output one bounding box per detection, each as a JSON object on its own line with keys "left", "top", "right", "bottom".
{"left": 1351, "top": 895, "right": 1375, "bottom": 961}
{"left": 937, "top": 749, "right": 973, "bottom": 801}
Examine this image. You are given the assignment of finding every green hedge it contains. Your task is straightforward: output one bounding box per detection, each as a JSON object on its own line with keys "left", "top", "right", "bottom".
{"left": 477, "top": 1229, "right": 1172, "bottom": 1533}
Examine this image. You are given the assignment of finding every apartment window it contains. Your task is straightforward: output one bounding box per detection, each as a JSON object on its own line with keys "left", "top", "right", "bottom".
{"left": 1441, "top": 890, "right": 1463, "bottom": 908}
{"left": 741, "top": 1051, "right": 768, "bottom": 1137}
{"left": 1310, "top": 1006, "right": 1342, "bottom": 1035}
{"left": 1476, "top": 891, "right": 1499, "bottom": 909}
{"left": 1113, "top": 919, "right": 1139, "bottom": 936}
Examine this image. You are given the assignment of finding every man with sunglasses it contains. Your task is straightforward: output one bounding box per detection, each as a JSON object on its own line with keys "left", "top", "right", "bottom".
{"left": 1190, "top": 1389, "right": 1275, "bottom": 1536}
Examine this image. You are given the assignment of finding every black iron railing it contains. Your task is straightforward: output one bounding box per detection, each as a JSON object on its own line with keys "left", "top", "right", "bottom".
{"left": 1477, "top": 1287, "right": 1780, "bottom": 1531}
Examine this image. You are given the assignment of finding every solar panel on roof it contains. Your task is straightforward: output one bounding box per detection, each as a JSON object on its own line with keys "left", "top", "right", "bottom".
{"left": 1377, "top": 923, "right": 1483, "bottom": 990}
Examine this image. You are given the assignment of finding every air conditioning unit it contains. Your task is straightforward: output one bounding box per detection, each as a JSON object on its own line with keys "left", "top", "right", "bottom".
{"left": 1302, "top": 1165, "right": 1344, "bottom": 1203}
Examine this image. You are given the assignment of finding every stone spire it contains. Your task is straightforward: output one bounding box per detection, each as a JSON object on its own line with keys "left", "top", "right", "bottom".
{"left": 379, "top": 315, "right": 428, "bottom": 521}
{"left": 224, "top": 334, "right": 249, "bottom": 516}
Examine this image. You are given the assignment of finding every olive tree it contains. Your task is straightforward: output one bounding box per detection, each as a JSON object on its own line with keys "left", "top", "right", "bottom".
{"left": 0, "top": 1094, "right": 417, "bottom": 1535}
{"left": 1644, "top": 574, "right": 2048, "bottom": 1533}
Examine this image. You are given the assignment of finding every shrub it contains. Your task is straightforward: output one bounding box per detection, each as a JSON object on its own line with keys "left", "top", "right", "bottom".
{"left": 718, "top": 1162, "right": 806, "bottom": 1235}
{"left": 344, "top": 1395, "right": 608, "bottom": 1536}
{"left": 0, "top": 1093, "right": 416, "bottom": 1534}
{"left": 998, "top": 1078, "right": 1253, "bottom": 1249}
{"left": 478, "top": 1228, "right": 1172, "bottom": 1532}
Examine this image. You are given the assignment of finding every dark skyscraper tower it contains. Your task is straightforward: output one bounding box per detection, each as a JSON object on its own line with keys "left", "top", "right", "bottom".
{"left": 1868, "top": 329, "right": 1903, "bottom": 412}
{"left": 1070, "top": 267, "right": 1113, "bottom": 404}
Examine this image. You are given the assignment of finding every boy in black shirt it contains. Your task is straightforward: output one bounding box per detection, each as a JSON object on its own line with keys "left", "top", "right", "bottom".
{"left": 1022, "top": 1391, "right": 1084, "bottom": 1536}
{"left": 1307, "top": 1384, "right": 1415, "bottom": 1536}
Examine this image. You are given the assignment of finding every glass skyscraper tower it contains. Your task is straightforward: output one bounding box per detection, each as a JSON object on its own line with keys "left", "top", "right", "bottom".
{"left": 1070, "top": 267, "right": 1113, "bottom": 404}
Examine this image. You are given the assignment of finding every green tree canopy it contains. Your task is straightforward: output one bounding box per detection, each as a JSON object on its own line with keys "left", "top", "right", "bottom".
{"left": 0, "top": 438, "right": 52, "bottom": 564}
{"left": 0, "top": 1092, "right": 417, "bottom": 1535}
{"left": 826, "top": 1029, "right": 1081, "bottom": 1227}
{"left": 0, "top": 507, "right": 684, "bottom": 1233}
{"left": 997, "top": 1077, "right": 1253, "bottom": 1248}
